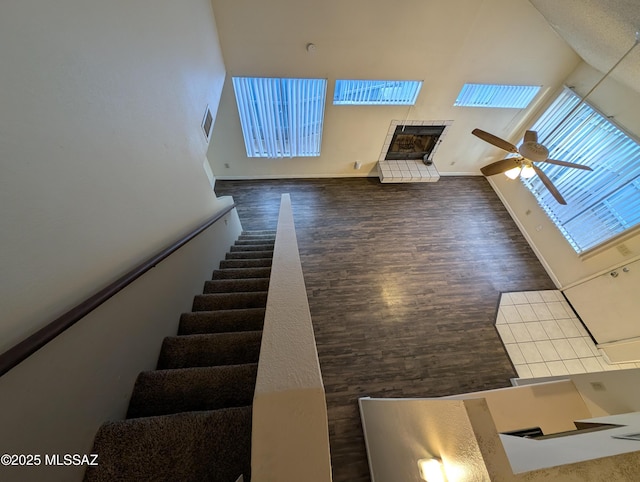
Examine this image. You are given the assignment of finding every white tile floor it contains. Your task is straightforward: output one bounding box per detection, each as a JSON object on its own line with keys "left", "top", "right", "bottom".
{"left": 496, "top": 290, "right": 640, "bottom": 379}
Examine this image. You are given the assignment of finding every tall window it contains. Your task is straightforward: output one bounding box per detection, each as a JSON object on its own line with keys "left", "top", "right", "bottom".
{"left": 522, "top": 87, "right": 640, "bottom": 253}
{"left": 454, "top": 83, "right": 540, "bottom": 108}
{"left": 232, "top": 77, "right": 327, "bottom": 158}
{"left": 333, "top": 80, "right": 422, "bottom": 105}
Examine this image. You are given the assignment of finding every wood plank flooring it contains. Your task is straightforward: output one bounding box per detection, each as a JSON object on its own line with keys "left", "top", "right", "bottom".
{"left": 215, "top": 177, "right": 556, "bottom": 482}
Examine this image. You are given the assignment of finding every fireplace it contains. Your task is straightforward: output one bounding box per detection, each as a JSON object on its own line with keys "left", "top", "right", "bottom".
{"left": 385, "top": 125, "right": 446, "bottom": 161}
{"left": 377, "top": 120, "right": 452, "bottom": 183}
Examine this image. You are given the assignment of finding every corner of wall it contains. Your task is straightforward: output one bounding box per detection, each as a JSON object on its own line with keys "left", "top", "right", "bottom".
{"left": 487, "top": 177, "right": 563, "bottom": 288}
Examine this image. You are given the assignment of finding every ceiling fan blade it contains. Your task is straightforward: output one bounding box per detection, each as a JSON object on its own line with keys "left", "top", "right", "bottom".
{"left": 472, "top": 129, "right": 519, "bottom": 153}
{"left": 480, "top": 158, "right": 521, "bottom": 176}
{"left": 524, "top": 130, "right": 538, "bottom": 143}
{"left": 532, "top": 164, "right": 567, "bottom": 205}
{"left": 542, "top": 159, "right": 593, "bottom": 171}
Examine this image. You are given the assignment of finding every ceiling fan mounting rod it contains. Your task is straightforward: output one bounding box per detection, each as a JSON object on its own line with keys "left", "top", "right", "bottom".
{"left": 543, "top": 34, "right": 640, "bottom": 143}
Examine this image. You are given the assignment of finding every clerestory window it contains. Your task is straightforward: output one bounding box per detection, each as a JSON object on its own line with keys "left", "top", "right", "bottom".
{"left": 454, "top": 83, "right": 541, "bottom": 108}
{"left": 333, "top": 80, "right": 422, "bottom": 105}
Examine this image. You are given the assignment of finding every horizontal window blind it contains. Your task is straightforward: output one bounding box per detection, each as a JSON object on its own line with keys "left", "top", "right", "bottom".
{"left": 232, "top": 77, "right": 327, "bottom": 158}
{"left": 522, "top": 87, "right": 640, "bottom": 253}
{"left": 454, "top": 83, "right": 541, "bottom": 108}
{"left": 333, "top": 80, "right": 422, "bottom": 105}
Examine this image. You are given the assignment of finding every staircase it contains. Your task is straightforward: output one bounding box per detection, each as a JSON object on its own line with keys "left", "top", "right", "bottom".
{"left": 84, "top": 230, "right": 276, "bottom": 482}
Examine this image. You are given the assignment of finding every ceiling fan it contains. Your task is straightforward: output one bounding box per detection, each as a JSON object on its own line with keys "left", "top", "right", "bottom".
{"left": 472, "top": 128, "right": 593, "bottom": 205}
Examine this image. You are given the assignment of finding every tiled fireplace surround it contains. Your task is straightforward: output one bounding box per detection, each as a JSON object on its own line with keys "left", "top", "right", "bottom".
{"left": 496, "top": 290, "right": 640, "bottom": 379}
{"left": 377, "top": 120, "right": 452, "bottom": 183}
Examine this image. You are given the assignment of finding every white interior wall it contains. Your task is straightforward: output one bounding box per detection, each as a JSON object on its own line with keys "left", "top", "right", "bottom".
{"left": 443, "top": 380, "right": 592, "bottom": 434}
{"left": 571, "top": 368, "right": 640, "bottom": 416}
{"left": 517, "top": 367, "right": 640, "bottom": 417}
{"left": 0, "top": 0, "right": 227, "bottom": 352}
{"left": 359, "top": 397, "right": 495, "bottom": 482}
{"left": 207, "top": 0, "right": 579, "bottom": 179}
{"left": 0, "top": 206, "right": 242, "bottom": 482}
{"left": 501, "top": 411, "right": 640, "bottom": 474}
{"left": 361, "top": 392, "right": 640, "bottom": 482}
{"left": 490, "top": 61, "right": 640, "bottom": 287}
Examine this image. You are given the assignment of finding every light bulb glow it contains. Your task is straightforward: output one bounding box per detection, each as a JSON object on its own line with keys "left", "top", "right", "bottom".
{"left": 521, "top": 164, "right": 536, "bottom": 178}
{"left": 504, "top": 166, "right": 521, "bottom": 179}
{"left": 418, "top": 458, "right": 446, "bottom": 482}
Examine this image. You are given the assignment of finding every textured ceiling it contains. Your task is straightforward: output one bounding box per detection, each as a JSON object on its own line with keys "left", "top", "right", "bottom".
{"left": 530, "top": 0, "right": 640, "bottom": 95}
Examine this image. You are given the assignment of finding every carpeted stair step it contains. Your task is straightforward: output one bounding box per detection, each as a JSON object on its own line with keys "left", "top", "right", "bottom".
{"left": 240, "top": 234, "right": 275, "bottom": 242}
{"left": 84, "top": 407, "right": 251, "bottom": 482}
{"left": 230, "top": 244, "right": 276, "bottom": 252}
{"left": 219, "top": 258, "right": 272, "bottom": 269}
{"left": 83, "top": 230, "right": 274, "bottom": 482}
{"left": 127, "top": 364, "right": 258, "bottom": 418}
{"left": 234, "top": 239, "right": 275, "bottom": 246}
{"left": 178, "top": 308, "right": 266, "bottom": 335}
{"left": 242, "top": 229, "right": 276, "bottom": 235}
{"left": 204, "top": 278, "right": 269, "bottom": 293}
{"left": 238, "top": 234, "right": 276, "bottom": 241}
{"left": 157, "top": 331, "right": 262, "bottom": 369}
{"left": 213, "top": 266, "right": 271, "bottom": 279}
{"left": 192, "top": 291, "right": 267, "bottom": 311}
{"left": 226, "top": 250, "right": 273, "bottom": 260}
{"left": 237, "top": 232, "right": 275, "bottom": 238}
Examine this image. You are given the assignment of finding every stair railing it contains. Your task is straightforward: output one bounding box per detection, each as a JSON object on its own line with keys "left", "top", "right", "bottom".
{"left": 252, "top": 193, "right": 333, "bottom": 481}
{"left": 0, "top": 202, "right": 236, "bottom": 377}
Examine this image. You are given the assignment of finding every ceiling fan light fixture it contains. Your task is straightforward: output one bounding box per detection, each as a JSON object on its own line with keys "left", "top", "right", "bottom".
{"left": 472, "top": 128, "right": 591, "bottom": 204}
{"left": 504, "top": 166, "right": 522, "bottom": 179}
{"left": 521, "top": 164, "right": 536, "bottom": 178}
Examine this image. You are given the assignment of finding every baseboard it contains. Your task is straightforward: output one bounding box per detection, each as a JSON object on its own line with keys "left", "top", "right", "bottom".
{"left": 215, "top": 172, "right": 480, "bottom": 181}
{"left": 487, "top": 178, "right": 562, "bottom": 288}
{"left": 215, "top": 173, "right": 379, "bottom": 180}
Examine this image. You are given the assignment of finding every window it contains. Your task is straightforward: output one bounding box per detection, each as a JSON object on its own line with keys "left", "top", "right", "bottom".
{"left": 521, "top": 87, "right": 640, "bottom": 253}
{"left": 232, "top": 77, "right": 327, "bottom": 158}
{"left": 333, "top": 80, "right": 422, "bottom": 105}
{"left": 454, "top": 83, "right": 541, "bottom": 108}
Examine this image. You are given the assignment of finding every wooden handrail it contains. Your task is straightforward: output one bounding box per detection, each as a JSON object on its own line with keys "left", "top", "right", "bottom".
{"left": 0, "top": 203, "right": 236, "bottom": 377}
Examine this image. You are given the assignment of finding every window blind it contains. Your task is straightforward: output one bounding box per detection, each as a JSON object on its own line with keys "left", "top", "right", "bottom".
{"left": 232, "top": 77, "right": 327, "bottom": 158}
{"left": 333, "top": 80, "right": 422, "bottom": 105}
{"left": 522, "top": 87, "right": 640, "bottom": 253}
{"left": 454, "top": 83, "right": 541, "bottom": 108}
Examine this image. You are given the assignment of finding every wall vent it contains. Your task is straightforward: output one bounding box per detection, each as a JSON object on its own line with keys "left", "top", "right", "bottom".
{"left": 202, "top": 105, "right": 213, "bottom": 141}
{"left": 617, "top": 243, "right": 632, "bottom": 256}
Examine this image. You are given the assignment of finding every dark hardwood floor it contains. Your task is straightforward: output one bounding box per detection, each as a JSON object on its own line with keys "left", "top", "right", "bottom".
{"left": 215, "top": 177, "right": 555, "bottom": 482}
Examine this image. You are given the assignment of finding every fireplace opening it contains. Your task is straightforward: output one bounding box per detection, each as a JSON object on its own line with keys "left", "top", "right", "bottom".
{"left": 385, "top": 125, "right": 446, "bottom": 161}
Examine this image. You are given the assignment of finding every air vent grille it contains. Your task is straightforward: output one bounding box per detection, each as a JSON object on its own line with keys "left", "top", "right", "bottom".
{"left": 202, "top": 106, "right": 213, "bottom": 141}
